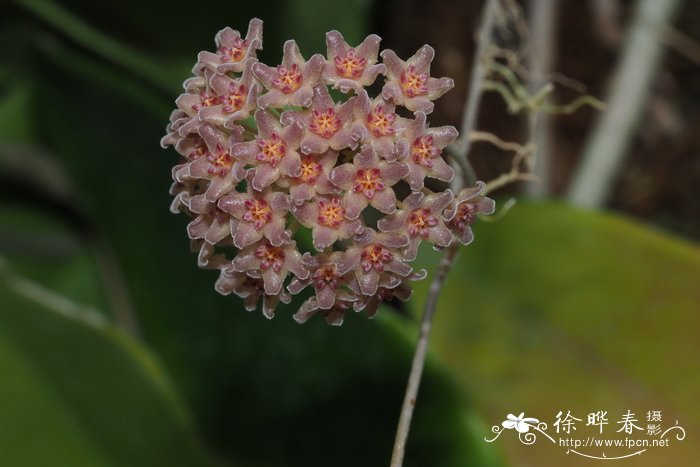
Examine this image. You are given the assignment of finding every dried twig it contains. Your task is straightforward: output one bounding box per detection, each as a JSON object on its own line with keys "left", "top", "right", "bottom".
{"left": 389, "top": 1, "right": 500, "bottom": 465}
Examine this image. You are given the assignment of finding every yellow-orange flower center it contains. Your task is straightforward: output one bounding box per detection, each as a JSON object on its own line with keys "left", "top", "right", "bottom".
{"left": 334, "top": 49, "right": 367, "bottom": 79}
{"left": 313, "top": 265, "right": 340, "bottom": 289}
{"left": 256, "top": 133, "right": 286, "bottom": 167}
{"left": 411, "top": 135, "right": 437, "bottom": 168}
{"left": 400, "top": 65, "right": 428, "bottom": 98}
{"left": 218, "top": 38, "right": 248, "bottom": 63}
{"left": 366, "top": 105, "right": 396, "bottom": 137}
{"left": 407, "top": 208, "right": 437, "bottom": 238}
{"left": 309, "top": 108, "right": 341, "bottom": 138}
{"left": 317, "top": 197, "right": 345, "bottom": 229}
{"left": 299, "top": 156, "right": 323, "bottom": 184}
{"left": 274, "top": 64, "right": 302, "bottom": 94}
{"left": 360, "top": 244, "right": 392, "bottom": 272}
{"left": 243, "top": 199, "right": 272, "bottom": 229}
{"left": 254, "top": 244, "right": 286, "bottom": 272}
{"left": 207, "top": 144, "right": 232, "bottom": 176}
{"left": 352, "top": 168, "right": 385, "bottom": 199}
{"left": 223, "top": 84, "right": 246, "bottom": 113}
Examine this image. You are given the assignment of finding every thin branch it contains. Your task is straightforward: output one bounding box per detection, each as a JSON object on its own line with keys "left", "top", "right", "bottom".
{"left": 389, "top": 1, "right": 500, "bottom": 465}
{"left": 453, "top": 0, "right": 502, "bottom": 185}
{"left": 470, "top": 130, "right": 528, "bottom": 152}
{"left": 657, "top": 23, "right": 700, "bottom": 65}
{"left": 527, "top": 0, "right": 559, "bottom": 197}
{"left": 389, "top": 243, "right": 460, "bottom": 467}
{"left": 567, "top": 0, "right": 680, "bottom": 208}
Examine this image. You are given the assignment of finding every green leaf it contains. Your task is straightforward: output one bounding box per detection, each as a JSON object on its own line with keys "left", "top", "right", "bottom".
{"left": 0, "top": 80, "right": 34, "bottom": 142}
{"left": 0, "top": 266, "right": 226, "bottom": 467}
{"left": 410, "top": 202, "right": 700, "bottom": 465}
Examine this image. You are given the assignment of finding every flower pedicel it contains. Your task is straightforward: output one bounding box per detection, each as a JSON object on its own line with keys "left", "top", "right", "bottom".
{"left": 162, "top": 18, "right": 495, "bottom": 325}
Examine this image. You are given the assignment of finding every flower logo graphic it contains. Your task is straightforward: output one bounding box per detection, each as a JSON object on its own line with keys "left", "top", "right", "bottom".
{"left": 502, "top": 412, "right": 540, "bottom": 433}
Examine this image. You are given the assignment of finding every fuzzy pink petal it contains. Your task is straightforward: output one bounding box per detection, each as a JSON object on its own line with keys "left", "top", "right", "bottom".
{"left": 404, "top": 96, "right": 434, "bottom": 114}
{"left": 205, "top": 176, "right": 234, "bottom": 202}
{"left": 380, "top": 161, "right": 409, "bottom": 184}
{"left": 410, "top": 45, "right": 435, "bottom": 72}
{"left": 317, "top": 286, "right": 336, "bottom": 310}
{"left": 261, "top": 268, "right": 284, "bottom": 296}
{"left": 478, "top": 197, "right": 496, "bottom": 215}
{"left": 286, "top": 250, "right": 309, "bottom": 280}
{"left": 291, "top": 202, "right": 318, "bottom": 227}
{"left": 279, "top": 151, "right": 302, "bottom": 178}
{"left": 386, "top": 258, "right": 412, "bottom": 276}
{"left": 427, "top": 124, "right": 458, "bottom": 147}
{"left": 290, "top": 184, "right": 315, "bottom": 205}
{"left": 426, "top": 77, "right": 455, "bottom": 100}
{"left": 252, "top": 165, "right": 280, "bottom": 191}
{"left": 377, "top": 211, "right": 407, "bottom": 233}
{"left": 293, "top": 297, "right": 320, "bottom": 324}
{"left": 370, "top": 189, "right": 397, "bottom": 214}
{"left": 426, "top": 190, "right": 454, "bottom": 212}
{"left": 406, "top": 164, "right": 427, "bottom": 190}
{"left": 312, "top": 225, "right": 339, "bottom": 251}
{"left": 329, "top": 163, "right": 355, "bottom": 190}
{"left": 234, "top": 222, "right": 263, "bottom": 248}
{"left": 342, "top": 192, "right": 367, "bottom": 219}
{"left": 357, "top": 268, "right": 380, "bottom": 296}
{"left": 428, "top": 224, "right": 453, "bottom": 248}
{"left": 205, "top": 219, "right": 230, "bottom": 244}
{"left": 231, "top": 141, "right": 259, "bottom": 163}
{"left": 300, "top": 134, "right": 330, "bottom": 155}
{"left": 287, "top": 277, "right": 311, "bottom": 295}
{"left": 428, "top": 157, "right": 454, "bottom": 183}
{"left": 233, "top": 249, "right": 258, "bottom": 272}
{"left": 456, "top": 226, "right": 475, "bottom": 246}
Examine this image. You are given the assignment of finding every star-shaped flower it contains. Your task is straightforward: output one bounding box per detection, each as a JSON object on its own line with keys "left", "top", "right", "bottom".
{"left": 351, "top": 90, "right": 400, "bottom": 159}
{"left": 215, "top": 267, "right": 291, "bottom": 319}
{"left": 231, "top": 110, "right": 304, "bottom": 190}
{"left": 329, "top": 147, "right": 408, "bottom": 219}
{"left": 322, "top": 31, "right": 386, "bottom": 93}
{"left": 395, "top": 111, "right": 457, "bottom": 190}
{"left": 281, "top": 85, "right": 357, "bottom": 155}
{"left": 443, "top": 181, "right": 496, "bottom": 245}
{"left": 184, "top": 194, "right": 234, "bottom": 245}
{"left": 378, "top": 189, "right": 454, "bottom": 260}
{"left": 380, "top": 45, "right": 454, "bottom": 114}
{"left": 196, "top": 18, "right": 263, "bottom": 74}
{"left": 287, "top": 251, "right": 354, "bottom": 310}
{"left": 285, "top": 150, "right": 339, "bottom": 206}
{"left": 176, "top": 124, "right": 248, "bottom": 202}
{"left": 252, "top": 40, "right": 324, "bottom": 109}
{"left": 230, "top": 238, "right": 309, "bottom": 296}
{"left": 293, "top": 291, "right": 358, "bottom": 326}
{"left": 198, "top": 60, "right": 260, "bottom": 129}
{"left": 290, "top": 196, "right": 364, "bottom": 251}
{"left": 338, "top": 228, "right": 412, "bottom": 296}
{"left": 217, "top": 182, "right": 291, "bottom": 248}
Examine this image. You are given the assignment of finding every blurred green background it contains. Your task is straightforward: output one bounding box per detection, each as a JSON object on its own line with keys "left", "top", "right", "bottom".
{"left": 1, "top": 0, "right": 699, "bottom": 466}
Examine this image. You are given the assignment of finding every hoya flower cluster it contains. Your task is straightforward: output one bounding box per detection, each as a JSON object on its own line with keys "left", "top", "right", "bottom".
{"left": 161, "top": 19, "right": 494, "bottom": 325}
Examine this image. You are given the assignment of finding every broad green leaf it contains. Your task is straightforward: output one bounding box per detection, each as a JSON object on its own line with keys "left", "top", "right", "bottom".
{"left": 0, "top": 266, "right": 226, "bottom": 467}
{"left": 410, "top": 202, "right": 700, "bottom": 466}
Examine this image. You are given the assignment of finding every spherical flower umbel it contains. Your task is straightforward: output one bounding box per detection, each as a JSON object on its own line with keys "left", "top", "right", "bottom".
{"left": 161, "top": 18, "right": 494, "bottom": 323}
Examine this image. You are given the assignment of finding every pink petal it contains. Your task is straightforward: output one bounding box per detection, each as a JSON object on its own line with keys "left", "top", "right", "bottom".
{"left": 234, "top": 222, "right": 263, "bottom": 248}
